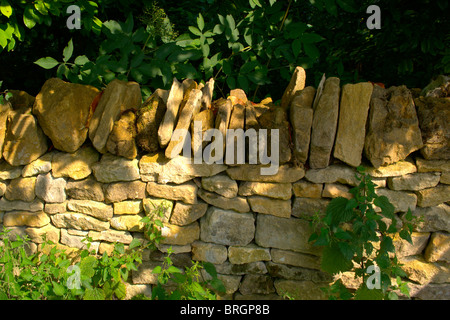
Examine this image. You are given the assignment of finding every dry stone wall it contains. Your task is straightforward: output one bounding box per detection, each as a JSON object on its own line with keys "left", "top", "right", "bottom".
{"left": 0, "top": 70, "right": 449, "bottom": 300}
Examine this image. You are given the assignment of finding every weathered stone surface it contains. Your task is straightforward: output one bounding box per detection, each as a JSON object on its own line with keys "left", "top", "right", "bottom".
{"left": 334, "top": 83, "right": 373, "bottom": 167}
{"left": 416, "top": 158, "right": 450, "bottom": 173}
{"left": 290, "top": 86, "right": 315, "bottom": 164}
{"left": 292, "top": 181, "right": 323, "bottom": 198}
{"left": 157, "top": 78, "right": 184, "bottom": 148}
{"left": 104, "top": 180, "right": 145, "bottom": 203}
{"left": 322, "top": 183, "right": 352, "bottom": 199}
{"left": 0, "top": 102, "right": 11, "bottom": 157}
{"left": 258, "top": 106, "right": 292, "bottom": 164}
{"left": 198, "top": 189, "right": 249, "bottom": 213}
{"left": 25, "top": 224, "right": 60, "bottom": 243}
{"left": 201, "top": 174, "right": 238, "bottom": 198}
{"left": 7, "top": 90, "right": 35, "bottom": 110}
{"left": 106, "top": 110, "right": 138, "bottom": 159}
{"left": 52, "top": 147, "right": 99, "bottom": 180}
{"left": 3, "top": 211, "right": 50, "bottom": 228}
{"left": 424, "top": 232, "right": 450, "bottom": 263}
{"left": 201, "top": 78, "right": 215, "bottom": 109}
{"left": 408, "top": 283, "right": 450, "bottom": 300}
{"left": 92, "top": 154, "right": 140, "bottom": 183}
{"left": 212, "top": 98, "right": 232, "bottom": 157}
{"left": 67, "top": 199, "right": 113, "bottom": 221}
{"left": 305, "top": 164, "right": 358, "bottom": 185}
{"left": 51, "top": 213, "right": 110, "bottom": 231}
{"left": 35, "top": 172, "right": 66, "bottom": 203}
{"left": 400, "top": 255, "right": 450, "bottom": 285}
{"left": 415, "top": 96, "right": 450, "bottom": 160}
{"left": 142, "top": 198, "right": 173, "bottom": 223}
{"left": 387, "top": 172, "right": 441, "bottom": 191}
{"left": 266, "top": 262, "right": 331, "bottom": 283}
{"left": 366, "top": 159, "right": 417, "bottom": 177}
{"left": 309, "top": 77, "right": 340, "bottom": 169}
{"left": 394, "top": 232, "right": 430, "bottom": 257}
{"left": 271, "top": 249, "right": 321, "bottom": 270}
{"left": 136, "top": 90, "right": 167, "bottom": 153}
{"left": 410, "top": 204, "right": 450, "bottom": 232}
{"left": 248, "top": 196, "right": 291, "bottom": 218}
{"left": 200, "top": 207, "right": 255, "bottom": 246}
{"left": 5, "top": 177, "right": 36, "bottom": 202}
{"left": 114, "top": 200, "right": 142, "bottom": 215}
{"left": 228, "top": 244, "right": 271, "bottom": 265}
{"left": 224, "top": 103, "right": 245, "bottom": 164}
{"left": 191, "top": 109, "right": 214, "bottom": 154}
{"left": 229, "top": 88, "right": 248, "bottom": 105}
{"left": 239, "top": 274, "right": 275, "bottom": 295}
{"left": 416, "top": 185, "right": 450, "bottom": 207}
{"left": 274, "top": 279, "right": 327, "bottom": 300}
{"left": 66, "top": 177, "right": 104, "bottom": 202}
{"left": 244, "top": 102, "right": 259, "bottom": 130}
{"left": 2, "top": 110, "right": 48, "bottom": 166}
{"left": 88, "top": 229, "right": 133, "bottom": 244}
{"left": 214, "top": 261, "right": 268, "bottom": 275}
{"left": 33, "top": 78, "right": 99, "bottom": 153}
{"left": 110, "top": 214, "right": 145, "bottom": 232}
{"left": 0, "top": 198, "right": 43, "bottom": 212}
{"left": 169, "top": 201, "right": 208, "bottom": 226}
{"left": 0, "top": 181, "right": 5, "bottom": 197}
{"left": 160, "top": 222, "right": 199, "bottom": 246}
{"left": 255, "top": 215, "right": 319, "bottom": 255}
{"left": 292, "top": 197, "right": 330, "bottom": 218}
{"left": 281, "top": 66, "right": 306, "bottom": 110}
{"left": 21, "top": 152, "right": 52, "bottom": 177}
{"left": 124, "top": 283, "right": 153, "bottom": 300}
{"left": 191, "top": 241, "right": 227, "bottom": 264}
{"left": 364, "top": 85, "right": 423, "bottom": 168}
{"left": 89, "top": 79, "right": 141, "bottom": 153}
{"left": 441, "top": 172, "right": 450, "bottom": 184}
{"left": 44, "top": 202, "right": 67, "bottom": 214}
{"left": 226, "top": 164, "right": 304, "bottom": 183}
{"left": 139, "top": 153, "right": 227, "bottom": 184}
{"left": 375, "top": 188, "right": 417, "bottom": 212}
{"left": 165, "top": 89, "right": 202, "bottom": 159}
{"left": 239, "top": 181, "right": 292, "bottom": 200}
{"left": 146, "top": 181, "right": 197, "bottom": 204}
{"left": 60, "top": 229, "right": 99, "bottom": 251}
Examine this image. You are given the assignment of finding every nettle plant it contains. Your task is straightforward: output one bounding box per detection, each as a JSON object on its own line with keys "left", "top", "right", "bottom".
{"left": 309, "top": 166, "right": 420, "bottom": 300}
{"left": 0, "top": 203, "right": 223, "bottom": 300}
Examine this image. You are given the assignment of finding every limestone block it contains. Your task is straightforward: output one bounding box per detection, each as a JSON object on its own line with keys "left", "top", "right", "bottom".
{"left": 92, "top": 154, "right": 140, "bottom": 183}
{"left": 35, "top": 172, "right": 67, "bottom": 203}
{"left": 3, "top": 211, "right": 50, "bottom": 228}
{"left": 247, "top": 196, "right": 291, "bottom": 218}
{"left": 424, "top": 232, "right": 450, "bottom": 263}
{"left": 201, "top": 174, "right": 238, "bottom": 198}
{"left": 416, "top": 185, "right": 450, "bottom": 207}
{"left": 169, "top": 201, "right": 208, "bottom": 226}
{"left": 146, "top": 181, "right": 197, "bottom": 204}
{"left": 66, "top": 177, "right": 105, "bottom": 202}
{"left": 238, "top": 181, "right": 292, "bottom": 200}
{"left": 51, "top": 213, "right": 110, "bottom": 231}
{"left": 158, "top": 78, "right": 184, "bottom": 148}
{"left": 228, "top": 244, "right": 271, "bottom": 265}
{"left": 198, "top": 189, "right": 249, "bottom": 213}
{"left": 104, "top": 180, "right": 145, "bottom": 203}
{"left": 387, "top": 172, "right": 441, "bottom": 191}
{"left": 200, "top": 206, "right": 255, "bottom": 246}
{"left": 333, "top": 82, "right": 373, "bottom": 167}
{"left": 5, "top": 176, "right": 36, "bottom": 202}
{"left": 51, "top": 147, "right": 99, "bottom": 180}
{"left": 191, "top": 241, "right": 228, "bottom": 264}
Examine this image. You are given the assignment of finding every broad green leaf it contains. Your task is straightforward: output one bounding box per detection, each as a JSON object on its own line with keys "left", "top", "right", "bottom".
{"left": 237, "top": 75, "right": 249, "bottom": 92}
{"left": 114, "top": 281, "right": 127, "bottom": 300}
{"left": 354, "top": 285, "right": 384, "bottom": 300}
{"left": 373, "top": 196, "right": 395, "bottom": 219}
{"left": 0, "top": 0, "right": 12, "bottom": 18}
{"left": 197, "top": 13, "right": 205, "bottom": 31}
{"left": 52, "top": 281, "right": 66, "bottom": 296}
{"left": 0, "top": 29, "right": 7, "bottom": 48}
{"left": 189, "top": 26, "right": 202, "bottom": 36}
{"left": 74, "top": 55, "right": 90, "bottom": 66}
{"left": 213, "top": 24, "right": 224, "bottom": 35}
{"left": 399, "top": 229, "right": 413, "bottom": 244}
{"left": 321, "top": 242, "right": 353, "bottom": 274}
{"left": 326, "top": 197, "right": 353, "bottom": 226}
{"left": 225, "top": 15, "right": 235, "bottom": 31}
{"left": 63, "top": 39, "right": 74, "bottom": 63}
{"left": 292, "top": 38, "right": 302, "bottom": 57}
{"left": 303, "top": 43, "right": 320, "bottom": 60}
{"left": 34, "top": 1, "right": 48, "bottom": 15}
{"left": 302, "top": 33, "right": 325, "bottom": 44}
{"left": 84, "top": 288, "right": 105, "bottom": 300}
{"left": 34, "top": 57, "right": 59, "bottom": 69}
{"left": 23, "top": 5, "right": 40, "bottom": 29}
{"left": 80, "top": 256, "right": 97, "bottom": 278}
{"left": 167, "top": 266, "right": 182, "bottom": 274}
{"left": 152, "top": 266, "right": 162, "bottom": 274}
{"left": 128, "top": 238, "right": 141, "bottom": 250}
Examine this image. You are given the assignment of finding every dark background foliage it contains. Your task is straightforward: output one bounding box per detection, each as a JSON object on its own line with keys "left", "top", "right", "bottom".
{"left": 0, "top": 0, "right": 448, "bottom": 101}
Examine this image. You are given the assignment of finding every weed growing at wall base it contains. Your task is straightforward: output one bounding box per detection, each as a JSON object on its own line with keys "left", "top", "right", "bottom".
{"left": 308, "top": 166, "right": 421, "bottom": 300}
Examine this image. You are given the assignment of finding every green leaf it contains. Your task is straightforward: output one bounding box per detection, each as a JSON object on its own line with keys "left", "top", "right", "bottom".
{"left": 114, "top": 281, "right": 127, "bottom": 300}
{"left": 74, "top": 55, "right": 90, "bottom": 66}
{"left": 152, "top": 266, "right": 162, "bottom": 274}
{"left": 303, "top": 43, "right": 320, "bottom": 60}
{"left": 302, "top": 33, "right": 325, "bottom": 44}
{"left": 23, "top": 5, "right": 40, "bottom": 29}
{"left": 84, "top": 288, "right": 105, "bottom": 300}
{"left": 399, "top": 229, "right": 413, "bottom": 244}
{"left": 189, "top": 26, "right": 202, "bottom": 36}
{"left": 321, "top": 242, "right": 353, "bottom": 274}
{"left": 34, "top": 57, "right": 59, "bottom": 69}
{"left": 292, "top": 38, "right": 302, "bottom": 57}
{"left": 52, "top": 281, "right": 66, "bottom": 296}
{"left": 128, "top": 238, "right": 141, "bottom": 250}
{"left": 373, "top": 196, "right": 395, "bottom": 219}
{"left": 354, "top": 285, "right": 384, "bottom": 300}
{"left": 167, "top": 266, "right": 182, "bottom": 274}
{"left": 325, "top": 197, "right": 354, "bottom": 226}
{"left": 80, "top": 256, "right": 97, "bottom": 278}
{"left": 0, "top": 0, "right": 12, "bottom": 18}
{"left": 63, "top": 39, "right": 74, "bottom": 63}
{"left": 197, "top": 13, "right": 205, "bottom": 31}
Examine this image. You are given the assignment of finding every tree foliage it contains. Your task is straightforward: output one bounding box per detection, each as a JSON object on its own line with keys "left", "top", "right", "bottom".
{"left": 1, "top": 0, "right": 448, "bottom": 99}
